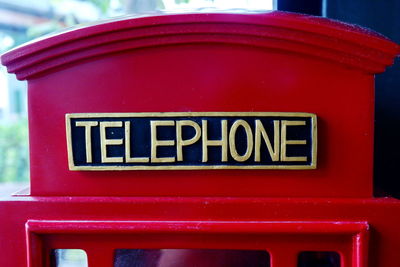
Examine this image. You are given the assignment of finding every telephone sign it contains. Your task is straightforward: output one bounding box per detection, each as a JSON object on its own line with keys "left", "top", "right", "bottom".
{"left": 66, "top": 112, "right": 317, "bottom": 170}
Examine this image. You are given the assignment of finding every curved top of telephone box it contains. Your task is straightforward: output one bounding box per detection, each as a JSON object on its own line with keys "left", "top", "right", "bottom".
{"left": 1, "top": 10, "right": 399, "bottom": 79}
{"left": 1, "top": 11, "right": 399, "bottom": 198}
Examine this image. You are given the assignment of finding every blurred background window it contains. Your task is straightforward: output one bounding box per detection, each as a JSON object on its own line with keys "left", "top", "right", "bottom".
{"left": 0, "top": 0, "right": 274, "bottom": 195}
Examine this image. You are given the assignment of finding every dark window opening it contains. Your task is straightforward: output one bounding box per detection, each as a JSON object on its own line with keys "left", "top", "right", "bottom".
{"left": 298, "top": 251, "right": 341, "bottom": 267}
{"left": 114, "top": 249, "right": 270, "bottom": 267}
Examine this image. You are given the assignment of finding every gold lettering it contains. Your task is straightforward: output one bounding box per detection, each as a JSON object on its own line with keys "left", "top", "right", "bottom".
{"left": 100, "top": 121, "right": 124, "bottom": 163}
{"left": 254, "top": 120, "right": 280, "bottom": 162}
{"left": 202, "top": 120, "right": 228, "bottom": 162}
{"left": 176, "top": 120, "right": 201, "bottom": 162}
{"left": 124, "top": 121, "right": 149, "bottom": 163}
{"left": 150, "top": 120, "right": 175, "bottom": 163}
{"left": 229, "top": 120, "right": 253, "bottom": 162}
{"left": 280, "top": 120, "right": 307, "bottom": 162}
{"left": 75, "top": 121, "right": 98, "bottom": 163}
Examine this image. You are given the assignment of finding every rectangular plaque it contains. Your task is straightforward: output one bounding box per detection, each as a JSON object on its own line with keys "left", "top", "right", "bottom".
{"left": 66, "top": 112, "right": 317, "bottom": 170}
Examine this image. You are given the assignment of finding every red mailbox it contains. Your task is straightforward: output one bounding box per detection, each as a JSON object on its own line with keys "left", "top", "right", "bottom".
{"left": 1, "top": 11, "right": 399, "bottom": 267}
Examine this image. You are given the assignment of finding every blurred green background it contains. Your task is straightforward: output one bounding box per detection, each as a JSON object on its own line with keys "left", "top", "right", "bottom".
{"left": 0, "top": 118, "right": 28, "bottom": 182}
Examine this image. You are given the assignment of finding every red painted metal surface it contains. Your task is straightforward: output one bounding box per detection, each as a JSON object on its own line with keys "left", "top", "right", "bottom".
{"left": 26, "top": 219, "right": 369, "bottom": 267}
{"left": 3, "top": 11, "right": 399, "bottom": 197}
{"left": 0, "top": 11, "right": 400, "bottom": 267}
{"left": 0, "top": 196, "right": 399, "bottom": 266}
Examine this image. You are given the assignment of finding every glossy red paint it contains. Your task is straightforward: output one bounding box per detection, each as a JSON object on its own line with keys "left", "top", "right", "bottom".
{"left": 1, "top": 11, "right": 399, "bottom": 267}
{"left": 1, "top": 196, "right": 399, "bottom": 267}
{"left": 3, "top": 11, "right": 399, "bottom": 197}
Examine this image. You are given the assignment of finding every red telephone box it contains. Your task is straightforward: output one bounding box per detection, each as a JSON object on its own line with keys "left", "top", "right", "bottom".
{"left": 1, "top": 11, "right": 399, "bottom": 267}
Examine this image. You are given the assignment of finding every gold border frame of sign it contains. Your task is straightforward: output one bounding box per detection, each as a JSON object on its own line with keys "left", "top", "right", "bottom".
{"left": 66, "top": 112, "right": 317, "bottom": 171}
